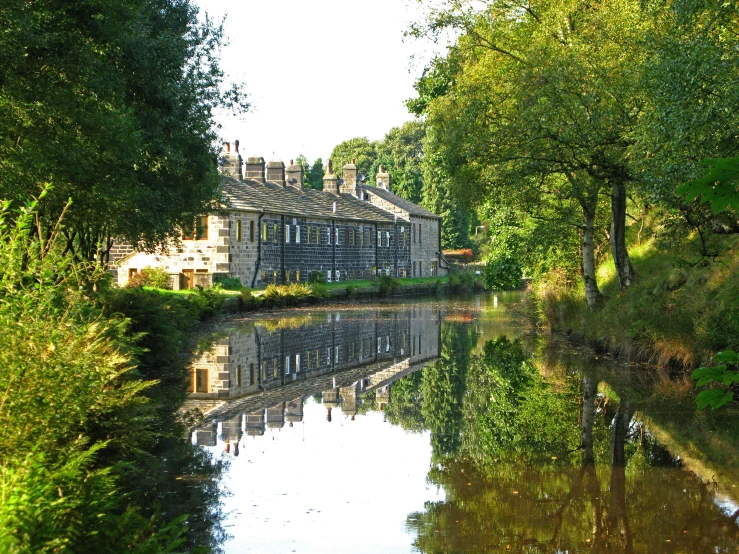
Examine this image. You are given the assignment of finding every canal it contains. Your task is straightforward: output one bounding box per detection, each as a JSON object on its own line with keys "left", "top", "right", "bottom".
{"left": 184, "top": 293, "right": 739, "bottom": 553}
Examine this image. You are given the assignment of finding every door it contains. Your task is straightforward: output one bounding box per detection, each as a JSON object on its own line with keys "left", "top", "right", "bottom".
{"left": 182, "top": 269, "right": 194, "bottom": 290}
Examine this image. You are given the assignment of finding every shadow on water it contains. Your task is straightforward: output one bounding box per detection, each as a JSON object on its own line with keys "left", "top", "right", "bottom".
{"left": 183, "top": 293, "right": 739, "bottom": 552}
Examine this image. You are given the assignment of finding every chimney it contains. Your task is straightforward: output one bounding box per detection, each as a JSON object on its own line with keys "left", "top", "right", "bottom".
{"left": 245, "top": 156, "right": 266, "bottom": 183}
{"left": 220, "top": 141, "right": 243, "bottom": 179}
{"left": 266, "top": 160, "right": 286, "bottom": 186}
{"left": 322, "top": 159, "right": 339, "bottom": 194}
{"left": 286, "top": 159, "right": 304, "bottom": 190}
{"left": 376, "top": 164, "right": 391, "bottom": 191}
{"left": 341, "top": 159, "right": 359, "bottom": 196}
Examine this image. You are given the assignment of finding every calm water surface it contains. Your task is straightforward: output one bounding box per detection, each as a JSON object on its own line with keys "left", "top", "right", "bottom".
{"left": 186, "top": 293, "right": 739, "bottom": 553}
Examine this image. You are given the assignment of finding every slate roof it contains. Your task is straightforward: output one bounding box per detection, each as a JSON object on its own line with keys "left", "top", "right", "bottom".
{"left": 359, "top": 185, "right": 439, "bottom": 218}
{"left": 220, "top": 177, "right": 408, "bottom": 223}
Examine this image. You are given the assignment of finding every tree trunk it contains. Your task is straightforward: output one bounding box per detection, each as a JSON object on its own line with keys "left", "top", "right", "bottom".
{"left": 609, "top": 398, "right": 633, "bottom": 552}
{"left": 610, "top": 181, "right": 635, "bottom": 289}
{"left": 580, "top": 375, "right": 597, "bottom": 466}
{"left": 581, "top": 200, "right": 602, "bottom": 309}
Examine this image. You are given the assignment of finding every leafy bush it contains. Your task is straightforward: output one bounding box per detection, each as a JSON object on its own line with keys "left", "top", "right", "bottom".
{"left": 378, "top": 275, "right": 400, "bottom": 295}
{"left": 189, "top": 286, "right": 226, "bottom": 319}
{"left": 484, "top": 254, "right": 523, "bottom": 290}
{"left": 309, "top": 271, "right": 327, "bottom": 284}
{"left": 126, "top": 266, "right": 172, "bottom": 289}
{"left": 0, "top": 195, "right": 189, "bottom": 552}
{"left": 213, "top": 274, "right": 242, "bottom": 290}
{"left": 692, "top": 350, "right": 739, "bottom": 409}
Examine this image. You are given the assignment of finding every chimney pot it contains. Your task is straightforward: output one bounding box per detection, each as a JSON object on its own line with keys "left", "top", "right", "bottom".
{"left": 266, "top": 160, "right": 286, "bottom": 187}
{"left": 245, "top": 156, "right": 266, "bottom": 183}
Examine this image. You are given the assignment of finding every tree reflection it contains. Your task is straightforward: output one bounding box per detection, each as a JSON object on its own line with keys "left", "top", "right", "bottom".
{"left": 403, "top": 337, "right": 739, "bottom": 553}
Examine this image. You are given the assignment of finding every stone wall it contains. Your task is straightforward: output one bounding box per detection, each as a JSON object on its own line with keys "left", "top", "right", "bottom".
{"left": 115, "top": 215, "right": 231, "bottom": 288}
{"left": 410, "top": 215, "right": 445, "bottom": 277}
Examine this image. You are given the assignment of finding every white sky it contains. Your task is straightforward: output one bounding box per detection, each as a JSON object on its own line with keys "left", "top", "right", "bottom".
{"left": 195, "top": 0, "right": 441, "bottom": 164}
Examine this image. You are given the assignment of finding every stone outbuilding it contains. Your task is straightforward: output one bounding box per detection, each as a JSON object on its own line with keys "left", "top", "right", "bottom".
{"left": 116, "top": 142, "right": 448, "bottom": 289}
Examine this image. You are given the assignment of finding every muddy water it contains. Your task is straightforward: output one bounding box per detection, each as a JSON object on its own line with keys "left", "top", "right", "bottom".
{"left": 186, "top": 293, "right": 739, "bottom": 553}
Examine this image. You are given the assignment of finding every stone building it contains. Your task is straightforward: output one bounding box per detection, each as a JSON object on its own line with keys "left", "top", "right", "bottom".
{"left": 116, "top": 142, "right": 448, "bottom": 289}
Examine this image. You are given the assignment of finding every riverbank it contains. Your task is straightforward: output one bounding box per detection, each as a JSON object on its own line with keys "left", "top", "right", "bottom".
{"left": 529, "top": 233, "right": 739, "bottom": 370}
{"left": 146, "top": 273, "right": 486, "bottom": 314}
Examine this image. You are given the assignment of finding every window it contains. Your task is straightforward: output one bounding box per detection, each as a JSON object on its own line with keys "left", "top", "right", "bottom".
{"left": 365, "top": 229, "right": 370, "bottom": 246}
{"left": 296, "top": 225, "right": 301, "bottom": 243}
{"left": 377, "top": 231, "right": 382, "bottom": 247}
{"left": 296, "top": 270, "right": 300, "bottom": 282}
{"left": 431, "top": 261, "right": 438, "bottom": 276}
{"left": 359, "top": 229, "right": 364, "bottom": 247}
{"left": 412, "top": 224, "right": 415, "bottom": 243}
{"left": 249, "top": 363, "right": 255, "bottom": 386}
{"left": 236, "top": 220, "right": 242, "bottom": 242}
{"left": 313, "top": 227, "right": 319, "bottom": 244}
{"left": 295, "top": 354, "right": 301, "bottom": 372}
{"left": 377, "top": 337, "right": 382, "bottom": 353}
{"left": 327, "top": 270, "right": 332, "bottom": 282}
{"left": 348, "top": 229, "right": 355, "bottom": 246}
{"left": 336, "top": 228, "right": 340, "bottom": 244}
{"left": 326, "top": 227, "right": 331, "bottom": 245}
{"left": 261, "top": 270, "right": 267, "bottom": 282}
{"left": 250, "top": 220, "right": 255, "bottom": 242}
{"left": 285, "top": 269, "right": 290, "bottom": 282}
{"left": 195, "top": 369, "right": 208, "bottom": 393}
{"left": 272, "top": 359, "right": 278, "bottom": 377}
{"left": 285, "top": 224, "right": 291, "bottom": 243}
{"left": 386, "top": 231, "right": 390, "bottom": 247}
{"left": 196, "top": 216, "right": 208, "bottom": 240}
{"left": 273, "top": 223, "right": 278, "bottom": 241}
{"left": 419, "top": 223, "right": 422, "bottom": 244}
{"left": 262, "top": 223, "right": 268, "bottom": 241}
{"left": 306, "top": 226, "right": 312, "bottom": 243}
{"left": 285, "top": 356, "right": 290, "bottom": 375}
{"left": 390, "top": 233, "right": 395, "bottom": 248}
{"left": 237, "top": 364, "right": 242, "bottom": 387}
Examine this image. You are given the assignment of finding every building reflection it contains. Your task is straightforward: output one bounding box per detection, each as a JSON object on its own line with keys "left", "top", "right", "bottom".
{"left": 186, "top": 305, "right": 442, "bottom": 442}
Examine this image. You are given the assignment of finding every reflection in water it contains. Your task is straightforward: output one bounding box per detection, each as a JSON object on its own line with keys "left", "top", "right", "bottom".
{"left": 183, "top": 294, "right": 739, "bottom": 553}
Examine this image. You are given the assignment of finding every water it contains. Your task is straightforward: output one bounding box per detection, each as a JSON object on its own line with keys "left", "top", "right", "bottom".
{"left": 184, "top": 293, "right": 739, "bottom": 553}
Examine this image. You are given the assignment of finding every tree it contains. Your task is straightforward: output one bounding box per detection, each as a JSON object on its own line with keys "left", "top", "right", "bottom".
{"left": 0, "top": 0, "right": 248, "bottom": 262}
{"left": 306, "top": 158, "right": 325, "bottom": 191}
{"left": 329, "top": 137, "right": 378, "bottom": 179}
{"left": 410, "top": 0, "right": 650, "bottom": 306}
{"left": 372, "top": 120, "right": 426, "bottom": 203}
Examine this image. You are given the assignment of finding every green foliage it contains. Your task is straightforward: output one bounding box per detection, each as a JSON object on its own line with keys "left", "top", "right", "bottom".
{"left": 677, "top": 156, "right": 739, "bottom": 215}
{"left": 0, "top": 195, "right": 214, "bottom": 551}
{"left": 0, "top": 0, "right": 248, "bottom": 261}
{"left": 309, "top": 271, "right": 327, "bottom": 284}
{"left": 213, "top": 274, "right": 242, "bottom": 290}
{"left": 377, "top": 274, "right": 400, "bottom": 295}
{"left": 259, "top": 283, "right": 323, "bottom": 308}
{"left": 329, "top": 138, "right": 378, "bottom": 178}
{"left": 692, "top": 350, "right": 739, "bottom": 410}
{"left": 127, "top": 267, "right": 172, "bottom": 289}
{"left": 483, "top": 254, "right": 522, "bottom": 290}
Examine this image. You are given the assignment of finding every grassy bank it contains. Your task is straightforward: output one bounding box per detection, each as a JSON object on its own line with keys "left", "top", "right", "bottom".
{"left": 532, "top": 232, "right": 739, "bottom": 369}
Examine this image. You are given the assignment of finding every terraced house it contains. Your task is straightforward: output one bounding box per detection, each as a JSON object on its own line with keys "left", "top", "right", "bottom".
{"left": 116, "top": 142, "right": 448, "bottom": 289}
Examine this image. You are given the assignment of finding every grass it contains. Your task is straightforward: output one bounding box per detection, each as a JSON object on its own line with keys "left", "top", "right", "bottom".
{"left": 533, "top": 226, "right": 739, "bottom": 369}
{"left": 142, "top": 286, "right": 241, "bottom": 296}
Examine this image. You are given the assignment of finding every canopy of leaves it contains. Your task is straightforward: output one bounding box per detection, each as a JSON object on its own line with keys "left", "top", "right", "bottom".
{"left": 0, "top": 0, "right": 248, "bottom": 261}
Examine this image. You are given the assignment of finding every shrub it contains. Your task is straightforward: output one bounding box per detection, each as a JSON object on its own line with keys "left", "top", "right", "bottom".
{"left": 126, "top": 266, "right": 172, "bottom": 289}
{"left": 309, "top": 271, "right": 327, "bottom": 284}
{"left": 189, "top": 286, "right": 226, "bottom": 319}
{"left": 484, "top": 254, "right": 523, "bottom": 290}
{"left": 213, "top": 275, "right": 242, "bottom": 290}
{"left": 378, "top": 275, "right": 400, "bottom": 295}
{"left": 240, "top": 288, "right": 258, "bottom": 310}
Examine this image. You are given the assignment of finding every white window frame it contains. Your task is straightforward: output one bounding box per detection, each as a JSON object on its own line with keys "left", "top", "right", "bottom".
{"left": 335, "top": 227, "right": 340, "bottom": 245}
{"left": 326, "top": 270, "right": 332, "bottom": 282}
{"left": 285, "top": 224, "right": 290, "bottom": 243}
{"left": 377, "top": 337, "right": 382, "bottom": 353}
{"left": 296, "top": 225, "right": 301, "bottom": 243}
{"left": 285, "top": 356, "right": 290, "bottom": 375}
{"left": 295, "top": 353, "right": 301, "bottom": 372}
{"left": 386, "top": 231, "right": 390, "bottom": 247}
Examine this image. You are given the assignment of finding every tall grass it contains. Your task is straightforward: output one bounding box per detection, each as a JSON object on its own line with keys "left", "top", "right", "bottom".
{"left": 532, "top": 231, "right": 739, "bottom": 369}
{"left": 0, "top": 195, "right": 209, "bottom": 552}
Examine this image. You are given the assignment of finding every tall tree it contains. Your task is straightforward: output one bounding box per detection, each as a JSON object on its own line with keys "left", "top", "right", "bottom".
{"left": 0, "top": 0, "right": 248, "bottom": 262}
{"left": 372, "top": 120, "right": 426, "bottom": 203}
{"left": 306, "top": 158, "right": 325, "bottom": 191}
{"left": 329, "top": 137, "right": 378, "bottom": 179}
{"left": 410, "top": 0, "right": 649, "bottom": 305}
